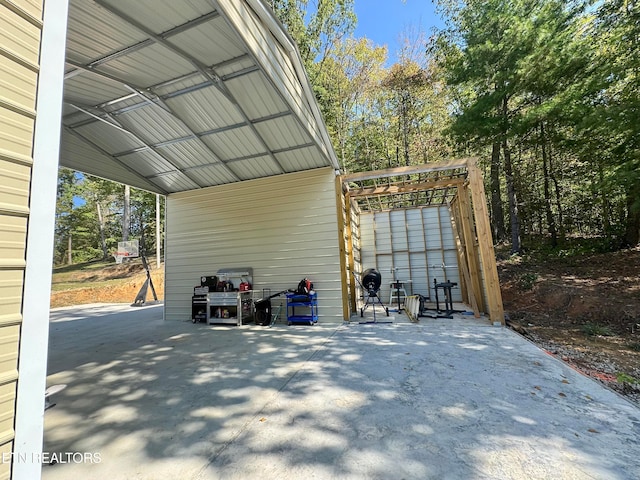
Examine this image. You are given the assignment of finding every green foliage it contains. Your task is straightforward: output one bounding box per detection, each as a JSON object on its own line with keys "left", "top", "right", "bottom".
{"left": 517, "top": 272, "right": 538, "bottom": 291}
{"left": 616, "top": 372, "right": 639, "bottom": 385}
{"left": 582, "top": 322, "right": 615, "bottom": 337}
{"left": 54, "top": 169, "right": 164, "bottom": 266}
{"left": 626, "top": 343, "right": 640, "bottom": 352}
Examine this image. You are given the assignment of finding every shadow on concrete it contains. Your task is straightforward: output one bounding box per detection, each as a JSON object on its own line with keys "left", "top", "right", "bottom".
{"left": 42, "top": 304, "right": 640, "bottom": 479}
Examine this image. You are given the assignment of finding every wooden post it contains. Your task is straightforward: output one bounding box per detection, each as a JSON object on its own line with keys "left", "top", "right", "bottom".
{"left": 449, "top": 199, "right": 480, "bottom": 317}
{"left": 345, "top": 194, "right": 358, "bottom": 315}
{"left": 457, "top": 183, "right": 485, "bottom": 313}
{"left": 467, "top": 159, "right": 505, "bottom": 324}
{"left": 335, "top": 175, "right": 351, "bottom": 321}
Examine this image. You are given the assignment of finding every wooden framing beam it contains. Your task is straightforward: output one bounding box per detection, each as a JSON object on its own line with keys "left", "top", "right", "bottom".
{"left": 341, "top": 158, "right": 471, "bottom": 183}
{"left": 335, "top": 175, "right": 351, "bottom": 321}
{"left": 467, "top": 159, "right": 504, "bottom": 324}
{"left": 448, "top": 201, "right": 480, "bottom": 317}
{"left": 347, "top": 177, "right": 465, "bottom": 199}
{"left": 457, "top": 183, "right": 485, "bottom": 313}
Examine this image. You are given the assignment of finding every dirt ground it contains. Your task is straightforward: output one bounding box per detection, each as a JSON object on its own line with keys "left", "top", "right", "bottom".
{"left": 499, "top": 246, "right": 640, "bottom": 406}
{"left": 50, "top": 262, "right": 164, "bottom": 308}
{"left": 50, "top": 248, "right": 640, "bottom": 406}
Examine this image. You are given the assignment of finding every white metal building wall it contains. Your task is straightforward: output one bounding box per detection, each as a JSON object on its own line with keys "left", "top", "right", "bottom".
{"left": 165, "top": 167, "right": 344, "bottom": 322}
{"left": 359, "top": 205, "right": 462, "bottom": 304}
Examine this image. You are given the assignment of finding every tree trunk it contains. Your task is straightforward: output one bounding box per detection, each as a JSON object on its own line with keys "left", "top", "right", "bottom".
{"left": 490, "top": 142, "right": 505, "bottom": 242}
{"left": 624, "top": 178, "right": 640, "bottom": 246}
{"left": 540, "top": 122, "right": 557, "bottom": 248}
{"left": 502, "top": 138, "right": 521, "bottom": 254}
{"left": 67, "top": 234, "right": 72, "bottom": 265}
{"left": 123, "top": 184, "right": 130, "bottom": 241}
{"left": 96, "top": 200, "right": 108, "bottom": 258}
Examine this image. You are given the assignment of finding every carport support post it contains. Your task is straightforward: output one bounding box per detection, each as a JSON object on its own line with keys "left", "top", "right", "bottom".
{"left": 13, "top": 0, "right": 69, "bottom": 478}
{"left": 467, "top": 159, "right": 505, "bottom": 324}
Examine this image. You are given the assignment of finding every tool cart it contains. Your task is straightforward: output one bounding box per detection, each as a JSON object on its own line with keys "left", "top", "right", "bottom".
{"left": 286, "top": 292, "right": 318, "bottom": 325}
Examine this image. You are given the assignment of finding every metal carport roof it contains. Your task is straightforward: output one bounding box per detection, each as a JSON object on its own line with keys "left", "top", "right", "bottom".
{"left": 60, "top": 0, "right": 340, "bottom": 194}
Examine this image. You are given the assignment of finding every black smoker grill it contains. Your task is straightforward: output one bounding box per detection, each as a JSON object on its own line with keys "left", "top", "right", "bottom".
{"left": 359, "top": 268, "right": 389, "bottom": 321}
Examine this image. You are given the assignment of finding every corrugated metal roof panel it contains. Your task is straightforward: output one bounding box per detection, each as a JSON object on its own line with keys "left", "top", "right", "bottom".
{"left": 65, "top": 0, "right": 147, "bottom": 64}
{"left": 117, "top": 104, "right": 193, "bottom": 145}
{"left": 276, "top": 147, "right": 328, "bottom": 172}
{"left": 230, "top": 155, "right": 281, "bottom": 180}
{"left": 148, "top": 171, "right": 201, "bottom": 192}
{"left": 184, "top": 164, "right": 242, "bottom": 185}
{"left": 118, "top": 151, "right": 179, "bottom": 178}
{"left": 158, "top": 139, "right": 222, "bottom": 170}
{"left": 225, "top": 71, "right": 287, "bottom": 120}
{"left": 169, "top": 16, "right": 246, "bottom": 66}
{"left": 253, "top": 115, "right": 309, "bottom": 151}
{"left": 165, "top": 85, "right": 244, "bottom": 133}
{"left": 103, "top": 0, "right": 215, "bottom": 33}
{"left": 63, "top": 70, "right": 131, "bottom": 106}
{"left": 60, "top": 0, "right": 340, "bottom": 193}
{"left": 60, "top": 130, "right": 164, "bottom": 192}
{"left": 97, "top": 43, "right": 196, "bottom": 88}
{"left": 200, "top": 125, "right": 264, "bottom": 160}
{"left": 73, "top": 121, "right": 146, "bottom": 154}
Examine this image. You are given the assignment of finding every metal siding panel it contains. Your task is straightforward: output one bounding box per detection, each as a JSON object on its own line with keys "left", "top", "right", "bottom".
{"left": 373, "top": 212, "right": 392, "bottom": 254}
{"left": 0, "top": 216, "right": 26, "bottom": 265}
{"left": 0, "top": 326, "right": 19, "bottom": 381}
{"left": 0, "top": 55, "right": 38, "bottom": 112}
{"left": 390, "top": 210, "right": 408, "bottom": 251}
{"left": 165, "top": 167, "right": 343, "bottom": 321}
{"left": 0, "top": 106, "right": 34, "bottom": 160}
{"left": 0, "top": 6, "right": 41, "bottom": 65}
{"left": 0, "top": 162, "right": 30, "bottom": 211}
{"left": 406, "top": 209, "right": 425, "bottom": 252}
{"left": 359, "top": 206, "right": 463, "bottom": 302}
{"left": 1, "top": 2, "right": 45, "bottom": 473}
{"left": 0, "top": 381, "right": 16, "bottom": 449}
{"left": 0, "top": 270, "right": 24, "bottom": 318}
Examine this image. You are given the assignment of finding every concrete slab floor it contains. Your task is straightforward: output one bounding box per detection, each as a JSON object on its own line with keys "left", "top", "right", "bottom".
{"left": 39, "top": 303, "right": 640, "bottom": 479}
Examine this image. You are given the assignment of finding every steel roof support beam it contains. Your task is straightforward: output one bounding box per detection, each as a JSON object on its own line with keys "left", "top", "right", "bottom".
{"left": 94, "top": 0, "right": 287, "bottom": 174}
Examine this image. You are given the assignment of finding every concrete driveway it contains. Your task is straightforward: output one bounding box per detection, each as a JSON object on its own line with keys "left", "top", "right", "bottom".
{"left": 41, "top": 303, "right": 640, "bottom": 479}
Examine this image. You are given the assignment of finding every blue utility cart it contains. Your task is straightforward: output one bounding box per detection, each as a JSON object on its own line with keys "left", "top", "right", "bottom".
{"left": 286, "top": 292, "right": 318, "bottom": 325}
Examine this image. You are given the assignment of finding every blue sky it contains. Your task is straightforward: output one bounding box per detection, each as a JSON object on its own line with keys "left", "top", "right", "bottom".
{"left": 353, "top": 0, "right": 445, "bottom": 62}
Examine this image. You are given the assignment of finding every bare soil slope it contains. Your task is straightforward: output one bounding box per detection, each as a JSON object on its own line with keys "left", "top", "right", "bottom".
{"left": 499, "top": 246, "right": 640, "bottom": 405}
{"left": 51, "top": 260, "right": 164, "bottom": 308}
